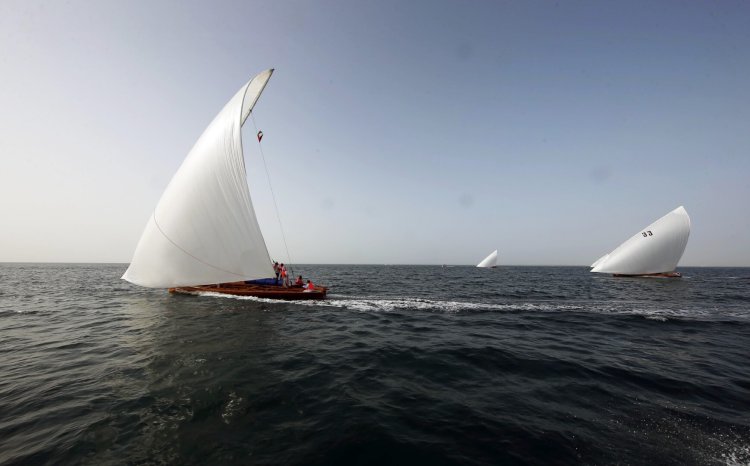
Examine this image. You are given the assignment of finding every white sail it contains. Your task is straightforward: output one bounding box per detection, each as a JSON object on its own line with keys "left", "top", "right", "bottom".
{"left": 122, "top": 70, "right": 276, "bottom": 288}
{"left": 591, "top": 206, "right": 690, "bottom": 275}
{"left": 477, "top": 250, "right": 498, "bottom": 268}
{"left": 590, "top": 253, "right": 609, "bottom": 268}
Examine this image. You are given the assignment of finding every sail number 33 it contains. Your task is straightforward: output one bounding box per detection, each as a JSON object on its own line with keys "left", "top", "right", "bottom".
{"left": 641, "top": 230, "right": 653, "bottom": 237}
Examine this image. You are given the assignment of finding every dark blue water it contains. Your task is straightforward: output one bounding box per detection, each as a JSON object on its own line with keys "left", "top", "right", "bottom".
{"left": 1, "top": 264, "right": 749, "bottom": 465}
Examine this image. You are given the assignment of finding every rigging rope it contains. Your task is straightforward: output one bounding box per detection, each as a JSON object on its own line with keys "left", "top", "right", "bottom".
{"left": 250, "top": 112, "right": 296, "bottom": 278}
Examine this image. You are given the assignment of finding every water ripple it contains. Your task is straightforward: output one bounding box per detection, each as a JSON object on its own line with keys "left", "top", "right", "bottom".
{"left": 0, "top": 264, "right": 749, "bottom": 465}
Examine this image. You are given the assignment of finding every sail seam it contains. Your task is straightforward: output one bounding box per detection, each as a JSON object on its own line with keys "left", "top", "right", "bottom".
{"left": 152, "top": 212, "right": 248, "bottom": 279}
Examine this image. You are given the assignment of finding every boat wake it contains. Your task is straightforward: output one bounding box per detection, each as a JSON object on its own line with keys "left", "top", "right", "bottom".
{"left": 188, "top": 291, "right": 749, "bottom": 321}
{"left": 193, "top": 290, "right": 584, "bottom": 312}
{"left": 318, "top": 296, "right": 586, "bottom": 313}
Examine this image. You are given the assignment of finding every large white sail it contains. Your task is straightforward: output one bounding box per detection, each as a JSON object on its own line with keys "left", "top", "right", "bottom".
{"left": 591, "top": 206, "right": 690, "bottom": 275}
{"left": 122, "top": 70, "right": 276, "bottom": 288}
{"left": 477, "top": 250, "right": 498, "bottom": 268}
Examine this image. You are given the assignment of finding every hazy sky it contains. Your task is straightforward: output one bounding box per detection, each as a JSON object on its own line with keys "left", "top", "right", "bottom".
{"left": 1, "top": 0, "right": 749, "bottom": 266}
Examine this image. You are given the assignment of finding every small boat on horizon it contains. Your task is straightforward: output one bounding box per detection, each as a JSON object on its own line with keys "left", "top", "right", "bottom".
{"left": 591, "top": 206, "right": 690, "bottom": 278}
{"left": 477, "top": 250, "right": 498, "bottom": 268}
{"left": 122, "top": 69, "right": 327, "bottom": 299}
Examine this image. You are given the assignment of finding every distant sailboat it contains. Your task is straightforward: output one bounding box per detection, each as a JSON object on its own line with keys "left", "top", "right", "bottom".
{"left": 477, "top": 250, "right": 498, "bottom": 268}
{"left": 122, "top": 69, "right": 327, "bottom": 299}
{"left": 591, "top": 206, "right": 690, "bottom": 278}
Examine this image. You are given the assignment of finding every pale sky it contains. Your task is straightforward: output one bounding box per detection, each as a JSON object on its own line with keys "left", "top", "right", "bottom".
{"left": 1, "top": 0, "right": 749, "bottom": 266}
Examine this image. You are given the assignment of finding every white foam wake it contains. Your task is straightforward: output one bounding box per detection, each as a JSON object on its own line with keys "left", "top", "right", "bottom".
{"left": 192, "top": 291, "right": 584, "bottom": 313}
{"left": 188, "top": 291, "right": 750, "bottom": 321}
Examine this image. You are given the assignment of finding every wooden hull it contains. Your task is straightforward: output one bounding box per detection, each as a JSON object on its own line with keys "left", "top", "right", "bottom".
{"left": 612, "top": 272, "right": 682, "bottom": 278}
{"left": 168, "top": 282, "right": 328, "bottom": 300}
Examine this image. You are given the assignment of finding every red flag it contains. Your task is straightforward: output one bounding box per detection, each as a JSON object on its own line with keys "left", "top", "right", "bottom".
{"left": 257, "top": 130, "right": 263, "bottom": 142}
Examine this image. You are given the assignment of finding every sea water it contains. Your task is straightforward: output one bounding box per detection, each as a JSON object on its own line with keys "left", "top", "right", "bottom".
{"left": 1, "top": 263, "right": 749, "bottom": 465}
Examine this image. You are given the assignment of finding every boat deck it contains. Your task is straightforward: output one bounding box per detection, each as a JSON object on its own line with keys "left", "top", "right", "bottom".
{"left": 169, "top": 281, "right": 328, "bottom": 300}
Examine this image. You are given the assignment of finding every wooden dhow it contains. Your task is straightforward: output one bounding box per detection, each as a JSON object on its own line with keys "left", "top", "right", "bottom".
{"left": 591, "top": 206, "right": 690, "bottom": 278}
{"left": 123, "top": 69, "right": 327, "bottom": 299}
{"left": 169, "top": 282, "right": 327, "bottom": 300}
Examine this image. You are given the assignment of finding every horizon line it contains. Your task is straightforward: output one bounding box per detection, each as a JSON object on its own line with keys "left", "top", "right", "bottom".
{"left": 0, "top": 261, "right": 747, "bottom": 268}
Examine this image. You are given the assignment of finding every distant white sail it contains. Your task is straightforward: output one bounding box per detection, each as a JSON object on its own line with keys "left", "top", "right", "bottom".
{"left": 591, "top": 206, "right": 690, "bottom": 275}
{"left": 122, "top": 70, "right": 276, "bottom": 288}
{"left": 477, "top": 250, "right": 498, "bottom": 268}
{"left": 590, "top": 253, "right": 609, "bottom": 268}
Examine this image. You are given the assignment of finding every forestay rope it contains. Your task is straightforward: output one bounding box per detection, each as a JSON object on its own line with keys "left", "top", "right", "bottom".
{"left": 250, "top": 112, "right": 296, "bottom": 278}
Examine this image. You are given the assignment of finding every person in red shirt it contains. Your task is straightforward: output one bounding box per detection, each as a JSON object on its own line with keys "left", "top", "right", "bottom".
{"left": 280, "top": 263, "right": 288, "bottom": 287}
